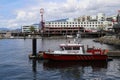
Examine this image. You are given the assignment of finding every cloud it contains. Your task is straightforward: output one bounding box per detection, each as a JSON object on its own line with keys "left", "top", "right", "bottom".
{"left": 43, "top": 0, "right": 120, "bottom": 19}
{"left": 1, "top": 0, "right": 120, "bottom": 29}
{"left": 0, "top": 16, "right": 3, "bottom": 18}
{"left": 1, "top": 9, "right": 39, "bottom": 29}
{"left": 15, "top": 10, "right": 38, "bottom": 22}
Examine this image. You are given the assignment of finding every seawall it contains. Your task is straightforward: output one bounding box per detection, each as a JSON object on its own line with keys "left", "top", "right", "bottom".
{"left": 94, "top": 36, "right": 120, "bottom": 46}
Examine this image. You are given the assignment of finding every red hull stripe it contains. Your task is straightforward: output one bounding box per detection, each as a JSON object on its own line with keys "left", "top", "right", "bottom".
{"left": 43, "top": 53, "right": 107, "bottom": 61}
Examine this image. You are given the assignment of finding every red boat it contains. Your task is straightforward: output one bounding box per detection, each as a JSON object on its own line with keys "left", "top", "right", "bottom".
{"left": 43, "top": 42, "right": 108, "bottom": 61}
{"left": 43, "top": 32, "right": 108, "bottom": 61}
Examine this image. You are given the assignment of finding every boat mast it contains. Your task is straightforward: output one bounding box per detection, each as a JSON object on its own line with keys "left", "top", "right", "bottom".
{"left": 75, "top": 31, "right": 81, "bottom": 43}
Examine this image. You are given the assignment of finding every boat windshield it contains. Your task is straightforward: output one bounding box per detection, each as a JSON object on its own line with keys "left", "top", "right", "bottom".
{"left": 63, "top": 46, "right": 80, "bottom": 50}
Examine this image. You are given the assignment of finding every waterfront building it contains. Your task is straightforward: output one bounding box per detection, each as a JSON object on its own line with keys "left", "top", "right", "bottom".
{"left": 97, "top": 13, "right": 106, "bottom": 21}
{"left": 22, "top": 24, "right": 39, "bottom": 33}
{"left": 4, "top": 32, "right": 12, "bottom": 38}
{"left": 0, "top": 34, "right": 2, "bottom": 38}
{"left": 43, "top": 13, "right": 113, "bottom": 36}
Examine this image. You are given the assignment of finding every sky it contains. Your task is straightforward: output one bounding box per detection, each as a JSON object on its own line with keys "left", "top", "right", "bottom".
{"left": 0, "top": 0, "right": 120, "bottom": 29}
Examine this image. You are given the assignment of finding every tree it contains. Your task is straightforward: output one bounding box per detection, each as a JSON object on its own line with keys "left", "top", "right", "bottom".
{"left": 97, "top": 24, "right": 105, "bottom": 31}
{"left": 97, "top": 24, "right": 106, "bottom": 37}
{"left": 29, "top": 26, "right": 36, "bottom": 33}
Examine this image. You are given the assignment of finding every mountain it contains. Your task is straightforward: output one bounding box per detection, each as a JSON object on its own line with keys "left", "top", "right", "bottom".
{"left": 0, "top": 28, "right": 9, "bottom": 31}
{"left": 0, "top": 27, "right": 22, "bottom": 33}
{"left": 11, "top": 28, "right": 22, "bottom": 33}
{"left": 48, "top": 18, "right": 68, "bottom": 22}
{"left": 54, "top": 18, "right": 68, "bottom": 22}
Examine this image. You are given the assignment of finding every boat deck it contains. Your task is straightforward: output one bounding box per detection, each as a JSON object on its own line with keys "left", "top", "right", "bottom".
{"left": 45, "top": 50, "right": 103, "bottom": 55}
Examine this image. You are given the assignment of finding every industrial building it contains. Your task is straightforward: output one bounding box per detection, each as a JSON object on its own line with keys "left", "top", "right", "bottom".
{"left": 42, "top": 13, "right": 114, "bottom": 36}
{"left": 22, "top": 11, "right": 119, "bottom": 37}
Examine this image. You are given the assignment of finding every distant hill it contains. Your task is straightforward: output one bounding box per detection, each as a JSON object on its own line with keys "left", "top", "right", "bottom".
{"left": 11, "top": 28, "right": 22, "bottom": 33}
{"left": 32, "top": 18, "right": 68, "bottom": 28}
{"left": 0, "top": 27, "right": 22, "bottom": 32}
{"left": 47, "top": 18, "right": 68, "bottom": 22}
{"left": 33, "top": 23, "right": 40, "bottom": 25}
{"left": 0, "top": 28, "right": 9, "bottom": 31}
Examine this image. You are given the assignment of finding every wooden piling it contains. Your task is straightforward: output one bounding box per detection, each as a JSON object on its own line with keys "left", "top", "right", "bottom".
{"left": 32, "top": 38, "right": 37, "bottom": 56}
{"left": 29, "top": 38, "right": 38, "bottom": 59}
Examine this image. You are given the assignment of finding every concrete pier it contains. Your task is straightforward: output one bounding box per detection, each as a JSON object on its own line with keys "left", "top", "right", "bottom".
{"left": 93, "top": 36, "right": 120, "bottom": 46}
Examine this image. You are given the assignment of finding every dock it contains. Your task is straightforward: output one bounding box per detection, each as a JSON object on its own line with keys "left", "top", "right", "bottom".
{"left": 29, "top": 53, "right": 44, "bottom": 59}
{"left": 107, "top": 51, "right": 120, "bottom": 57}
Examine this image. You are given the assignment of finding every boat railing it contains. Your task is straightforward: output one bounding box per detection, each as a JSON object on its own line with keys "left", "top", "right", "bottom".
{"left": 46, "top": 49, "right": 54, "bottom": 53}
{"left": 67, "top": 50, "right": 79, "bottom": 53}
{"left": 86, "top": 45, "right": 103, "bottom": 55}
{"left": 87, "top": 47, "right": 106, "bottom": 55}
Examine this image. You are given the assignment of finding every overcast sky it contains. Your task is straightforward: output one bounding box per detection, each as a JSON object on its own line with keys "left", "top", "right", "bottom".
{"left": 0, "top": 0, "right": 120, "bottom": 29}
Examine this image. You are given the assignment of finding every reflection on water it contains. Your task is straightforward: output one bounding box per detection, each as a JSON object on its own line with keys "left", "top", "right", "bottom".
{"left": 32, "top": 59, "right": 37, "bottom": 80}
{"left": 32, "top": 59, "right": 37, "bottom": 72}
{"left": 31, "top": 60, "right": 108, "bottom": 80}
{"left": 43, "top": 61, "right": 107, "bottom": 69}
{"left": 43, "top": 61, "right": 107, "bottom": 80}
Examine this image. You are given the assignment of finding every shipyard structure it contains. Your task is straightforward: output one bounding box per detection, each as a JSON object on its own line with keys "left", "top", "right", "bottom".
{"left": 22, "top": 10, "right": 120, "bottom": 37}
{"left": 43, "top": 13, "right": 113, "bottom": 36}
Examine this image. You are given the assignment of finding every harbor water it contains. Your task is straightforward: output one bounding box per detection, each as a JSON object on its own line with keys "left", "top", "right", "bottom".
{"left": 0, "top": 38, "right": 120, "bottom": 80}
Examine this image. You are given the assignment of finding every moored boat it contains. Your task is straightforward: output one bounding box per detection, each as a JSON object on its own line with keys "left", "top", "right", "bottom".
{"left": 43, "top": 43, "right": 108, "bottom": 61}
{"left": 43, "top": 32, "right": 108, "bottom": 61}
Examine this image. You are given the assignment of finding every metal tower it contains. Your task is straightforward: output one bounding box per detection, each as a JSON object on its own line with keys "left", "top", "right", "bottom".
{"left": 40, "top": 8, "right": 45, "bottom": 33}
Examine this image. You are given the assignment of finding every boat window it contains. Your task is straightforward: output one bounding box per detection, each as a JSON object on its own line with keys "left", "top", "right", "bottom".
{"left": 64, "top": 47, "right": 72, "bottom": 50}
{"left": 73, "top": 47, "right": 80, "bottom": 50}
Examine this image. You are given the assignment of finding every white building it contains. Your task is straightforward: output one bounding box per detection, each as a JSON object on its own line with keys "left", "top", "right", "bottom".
{"left": 97, "top": 13, "right": 105, "bottom": 21}
{"left": 45, "top": 21, "right": 113, "bottom": 32}
{"left": 22, "top": 24, "right": 39, "bottom": 33}
{"left": 45, "top": 13, "right": 113, "bottom": 32}
{"left": 90, "top": 15, "right": 97, "bottom": 21}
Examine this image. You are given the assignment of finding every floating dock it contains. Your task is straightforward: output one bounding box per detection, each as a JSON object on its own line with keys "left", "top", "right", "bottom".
{"left": 29, "top": 53, "right": 44, "bottom": 60}
{"left": 107, "top": 51, "right": 120, "bottom": 57}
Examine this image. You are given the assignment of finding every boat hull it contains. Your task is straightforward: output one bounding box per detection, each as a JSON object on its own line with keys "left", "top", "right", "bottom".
{"left": 43, "top": 53, "right": 108, "bottom": 61}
